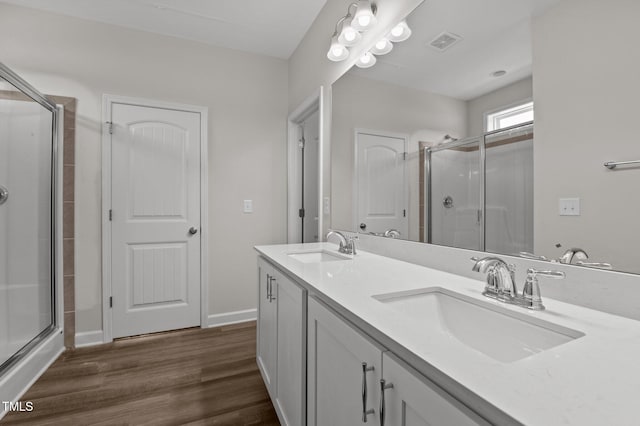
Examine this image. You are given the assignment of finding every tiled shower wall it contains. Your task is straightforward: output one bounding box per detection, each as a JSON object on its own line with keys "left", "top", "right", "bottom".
{"left": 49, "top": 95, "right": 76, "bottom": 348}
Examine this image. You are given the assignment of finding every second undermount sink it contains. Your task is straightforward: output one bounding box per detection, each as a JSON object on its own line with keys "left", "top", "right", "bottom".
{"left": 288, "top": 250, "right": 351, "bottom": 263}
{"left": 373, "top": 287, "right": 584, "bottom": 363}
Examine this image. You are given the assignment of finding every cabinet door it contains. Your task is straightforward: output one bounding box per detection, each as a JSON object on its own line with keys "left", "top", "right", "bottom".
{"left": 274, "top": 270, "right": 306, "bottom": 426}
{"left": 381, "top": 353, "right": 489, "bottom": 426}
{"left": 308, "top": 297, "right": 383, "bottom": 426}
{"left": 256, "top": 258, "right": 277, "bottom": 397}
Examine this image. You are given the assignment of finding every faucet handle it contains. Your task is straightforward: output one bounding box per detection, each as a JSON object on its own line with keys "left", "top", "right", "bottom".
{"left": 522, "top": 268, "right": 565, "bottom": 310}
{"left": 348, "top": 236, "right": 358, "bottom": 255}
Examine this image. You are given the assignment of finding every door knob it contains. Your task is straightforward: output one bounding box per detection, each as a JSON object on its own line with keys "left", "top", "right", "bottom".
{"left": 189, "top": 227, "right": 198, "bottom": 235}
{"left": 360, "top": 223, "right": 367, "bottom": 231}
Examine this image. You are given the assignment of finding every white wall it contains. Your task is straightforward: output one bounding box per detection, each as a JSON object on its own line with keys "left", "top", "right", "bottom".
{"left": 0, "top": 3, "right": 289, "bottom": 333}
{"left": 466, "top": 77, "right": 532, "bottom": 137}
{"left": 331, "top": 73, "right": 467, "bottom": 239}
{"left": 532, "top": 0, "right": 640, "bottom": 272}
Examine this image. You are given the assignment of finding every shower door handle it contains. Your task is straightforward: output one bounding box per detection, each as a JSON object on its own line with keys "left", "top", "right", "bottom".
{"left": 189, "top": 226, "right": 198, "bottom": 235}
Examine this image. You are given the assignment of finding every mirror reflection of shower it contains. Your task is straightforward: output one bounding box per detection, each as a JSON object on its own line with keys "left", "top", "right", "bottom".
{"left": 425, "top": 122, "right": 534, "bottom": 254}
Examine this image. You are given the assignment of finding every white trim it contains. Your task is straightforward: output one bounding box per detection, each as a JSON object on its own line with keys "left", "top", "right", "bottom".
{"left": 0, "top": 331, "right": 64, "bottom": 419}
{"left": 74, "top": 330, "right": 105, "bottom": 348}
{"left": 207, "top": 309, "right": 257, "bottom": 328}
{"left": 352, "top": 128, "right": 409, "bottom": 232}
{"left": 287, "top": 87, "right": 324, "bottom": 243}
{"left": 101, "top": 94, "right": 209, "bottom": 343}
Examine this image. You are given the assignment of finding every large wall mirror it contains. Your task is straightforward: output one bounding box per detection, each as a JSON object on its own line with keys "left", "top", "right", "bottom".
{"left": 331, "top": 0, "right": 640, "bottom": 274}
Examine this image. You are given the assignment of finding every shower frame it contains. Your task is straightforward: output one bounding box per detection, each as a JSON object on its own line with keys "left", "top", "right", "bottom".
{"left": 423, "top": 120, "right": 534, "bottom": 251}
{"left": 0, "top": 63, "right": 63, "bottom": 402}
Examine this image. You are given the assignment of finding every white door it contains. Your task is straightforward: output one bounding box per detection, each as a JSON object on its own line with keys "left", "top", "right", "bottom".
{"left": 307, "top": 297, "right": 383, "bottom": 426}
{"left": 109, "top": 102, "right": 201, "bottom": 338}
{"left": 355, "top": 131, "right": 408, "bottom": 238}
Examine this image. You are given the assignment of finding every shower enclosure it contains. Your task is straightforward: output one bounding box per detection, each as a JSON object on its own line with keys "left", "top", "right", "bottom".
{"left": 425, "top": 122, "right": 533, "bottom": 255}
{"left": 0, "top": 63, "right": 62, "bottom": 410}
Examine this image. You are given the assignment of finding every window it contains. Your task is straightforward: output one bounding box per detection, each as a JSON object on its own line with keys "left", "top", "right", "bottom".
{"left": 485, "top": 100, "right": 533, "bottom": 132}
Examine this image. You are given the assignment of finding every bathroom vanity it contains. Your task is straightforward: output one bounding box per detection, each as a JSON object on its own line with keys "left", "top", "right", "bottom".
{"left": 255, "top": 242, "right": 640, "bottom": 426}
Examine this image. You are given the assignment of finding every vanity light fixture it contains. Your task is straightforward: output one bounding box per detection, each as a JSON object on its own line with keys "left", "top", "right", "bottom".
{"left": 338, "top": 14, "right": 362, "bottom": 46}
{"left": 327, "top": 2, "right": 377, "bottom": 62}
{"left": 370, "top": 37, "right": 393, "bottom": 55}
{"left": 351, "top": 0, "right": 377, "bottom": 31}
{"left": 387, "top": 20, "right": 412, "bottom": 42}
{"left": 327, "top": 33, "right": 350, "bottom": 61}
{"left": 355, "top": 51, "right": 377, "bottom": 68}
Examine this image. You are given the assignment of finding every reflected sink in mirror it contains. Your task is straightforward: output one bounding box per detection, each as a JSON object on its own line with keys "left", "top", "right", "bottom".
{"left": 373, "top": 287, "right": 584, "bottom": 363}
{"left": 288, "top": 250, "right": 351, "bottom": 263}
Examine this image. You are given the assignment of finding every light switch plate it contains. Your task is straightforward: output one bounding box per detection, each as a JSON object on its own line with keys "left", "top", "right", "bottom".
{"left": 243, "top": 199, "right": 253, "bottom": 213}
{"left": 323, "top": 197, "right": 330, "bottom": 215}
{"left": 559, "top": 198, "right": 580, "bottom": 216}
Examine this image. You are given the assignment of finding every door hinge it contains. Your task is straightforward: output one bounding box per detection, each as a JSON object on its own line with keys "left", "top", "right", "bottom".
{"left": 106, "top": 121, "right": 113, "bottom": 134}
{"left": 403, "top": 152, "right": 407, "bottom": 160}
{"left": 299, "top": 208, "right": 305, "bottom": 218}
{"left": 403, "top": 209, "right": 406, "bottom": 217}
{"left": 109, "top": 209, "right": 113, "bottom": 221}
{"left": 109, "top": 296, "right": 113, "bottom": 308}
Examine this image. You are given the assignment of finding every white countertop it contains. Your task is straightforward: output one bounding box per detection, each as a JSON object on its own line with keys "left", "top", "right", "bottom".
{"left": 255, "top": 242, "right": 640, "bottom": 426}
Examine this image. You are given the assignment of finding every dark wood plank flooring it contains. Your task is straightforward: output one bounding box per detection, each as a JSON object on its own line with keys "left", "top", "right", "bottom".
{"left": 2, "top": 321, "right": 280, "bottom": 425}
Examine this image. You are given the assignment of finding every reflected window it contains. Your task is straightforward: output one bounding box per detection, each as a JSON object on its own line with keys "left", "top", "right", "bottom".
{"left": 485, "top": 100, "right": 534, "bottom": 132}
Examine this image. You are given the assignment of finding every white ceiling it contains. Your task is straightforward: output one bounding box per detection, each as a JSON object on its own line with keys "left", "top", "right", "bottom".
{"left": 0, "top": 0, "right": 327, "bottom": 59}
{"left": 349, "top": 0, "right": 562, "bottom": 100}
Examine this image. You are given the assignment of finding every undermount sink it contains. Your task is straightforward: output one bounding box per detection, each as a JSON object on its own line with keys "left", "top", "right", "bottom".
{"left": 373, "top": 287, "right": 584, "bottom": 363}
{"left": 288, "top": 250, "right": 351, "bottom": 263}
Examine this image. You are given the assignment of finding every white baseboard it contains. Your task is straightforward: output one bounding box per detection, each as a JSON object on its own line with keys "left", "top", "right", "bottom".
{"left": 207, "top": 309, "right": 257, "bottom": 328}
{"left": 74, "top": 311, "right": 256, "bottom": 346}
{"left": 75, "top": 330, "right": 105, "bottom": 348}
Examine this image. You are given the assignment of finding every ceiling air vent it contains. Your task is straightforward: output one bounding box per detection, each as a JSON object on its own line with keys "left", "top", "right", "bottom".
{"left": 429, "top": 32, "right": 463, "bottom": 52}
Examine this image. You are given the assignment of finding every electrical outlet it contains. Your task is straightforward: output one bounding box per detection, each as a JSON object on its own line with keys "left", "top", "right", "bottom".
{"left": 323, "top": 197, "right": 330, "bottom": 215}
{"left": 243, "top": 200, "right": 253, "bottom": 213}
{"left": 559, "top": 198, "right": 580, "bottom": 216}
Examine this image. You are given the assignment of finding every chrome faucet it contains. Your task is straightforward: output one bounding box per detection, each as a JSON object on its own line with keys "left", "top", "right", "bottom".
{"left": 522, "top": 268, "right": 566, "bottom": 310}
{"left": 471, "top": 257, "right": 565, "bottom": 310}
{"left": 326, "top": 231, "right": 357, "bottom": 255}
{"left": 471, "top": 257, "right": 517, "bottom": 300}
{"left": 558, "top": 248, "right": 588, "bottom": 264}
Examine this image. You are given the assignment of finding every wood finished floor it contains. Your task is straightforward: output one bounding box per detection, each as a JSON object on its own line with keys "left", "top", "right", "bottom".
{"left": 2, "top": 321, "right": 280, "bottom": 425}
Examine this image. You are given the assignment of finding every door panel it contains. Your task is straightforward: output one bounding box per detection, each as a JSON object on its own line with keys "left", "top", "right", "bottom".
{"left": 257, "top": 258, "right": 277, "bottom": 397}
{"left": 308, "top": 297, "right": 382, "bottom": 426}
{"left": 382, "top": 353, "right": 488, "bottom": 426}
{"left": 356, "top": 132, "right": 408, "bottom": 238}
{"left": 110, "top": 103, "right": 201, "bottom": 338}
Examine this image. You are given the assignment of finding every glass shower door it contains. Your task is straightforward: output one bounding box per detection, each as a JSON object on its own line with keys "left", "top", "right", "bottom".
{"left": 0, "top": 73, "right": 55, "bottom": 371}
{"left": 427, "top": 138, "right": 483, "bottom": 250}
{"left": 484, "top": 124, "right": 534, "bottom": 255}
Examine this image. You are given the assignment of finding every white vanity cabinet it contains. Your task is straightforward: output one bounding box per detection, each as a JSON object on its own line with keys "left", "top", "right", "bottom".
{"left": 256, "top": 257, "right": 306, "bottom": 426}
{"left": 307, "top": 296, "right": 488, "bottom": 426}
{"left": 257, "top": 257, "right": 277, "bottom": 395}
{"left": 380, "top": 352, "right": 489, "bottom": 426}
{"left": 307, "top": 296, "right": 384, "bottom": 426}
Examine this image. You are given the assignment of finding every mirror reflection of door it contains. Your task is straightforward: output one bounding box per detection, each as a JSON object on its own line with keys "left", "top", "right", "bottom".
{"left": 355, "top": 131, "right": 408, "bottom": 238}
{"left": 299, "top": 110, "right": 319, "bottom": 242}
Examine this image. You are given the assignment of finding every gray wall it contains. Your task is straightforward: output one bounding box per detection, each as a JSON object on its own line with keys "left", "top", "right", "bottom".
{"left": 0, "top": 3, "right": 289, "bottom": 332}
{"left": 532, "top": 0, "right": 640, "bottom": 272}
